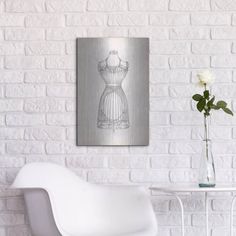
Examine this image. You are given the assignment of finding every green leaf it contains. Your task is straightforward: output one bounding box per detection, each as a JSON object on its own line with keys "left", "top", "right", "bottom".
{"left": 217, "top": 101, "right": 227, "bottom": 108}
{"left": 197, "top": 98, "right": 206, "bottom": 112}
{"left": 222, "top": 107, "right": 234, "bottom": 116}
{"left": 192, "top": 94, "right": 203, "bottom": 101}
{"left": 210, "top": 104, "right": 220, "bottom": 110}
{"left": 203, "top": 90, "right": 209, "bottom": 100}
{"left": 207, "top": 96, "right": 215, "bottom": 107}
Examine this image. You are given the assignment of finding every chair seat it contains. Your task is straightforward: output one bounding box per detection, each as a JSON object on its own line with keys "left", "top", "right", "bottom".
{"left": 116, "top": 228, "right": 157, "bottom": 236}
{"left": 62, "top": 228, "right": 156, "bottom": 236}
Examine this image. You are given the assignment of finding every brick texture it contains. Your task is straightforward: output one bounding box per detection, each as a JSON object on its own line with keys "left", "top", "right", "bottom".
{"left": 0, "top": 0, "right": 235, "bottom": 235}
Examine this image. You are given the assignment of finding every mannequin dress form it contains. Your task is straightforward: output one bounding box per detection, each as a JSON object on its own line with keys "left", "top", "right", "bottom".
{"left": 97, "top": 51, "right": 129, "bottom": 131}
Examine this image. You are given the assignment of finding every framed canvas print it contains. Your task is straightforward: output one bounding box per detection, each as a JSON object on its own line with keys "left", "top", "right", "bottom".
{"left": 76, "top": 38, "right": 149, "bottom": 145}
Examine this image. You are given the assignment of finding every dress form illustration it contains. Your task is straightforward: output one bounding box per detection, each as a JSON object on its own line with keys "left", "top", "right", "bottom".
{"left": 97, "top": 51, "right": 129, "bottom": 130}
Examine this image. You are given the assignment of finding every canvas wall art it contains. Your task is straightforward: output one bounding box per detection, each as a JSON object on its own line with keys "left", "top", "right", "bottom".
{"left": 77, "top": 38, "right": 149, "bottom": 145}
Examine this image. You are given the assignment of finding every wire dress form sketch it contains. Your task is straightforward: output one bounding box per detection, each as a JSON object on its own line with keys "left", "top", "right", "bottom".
{"left": 97, "top": 50, "right": 129, "bottom": 131}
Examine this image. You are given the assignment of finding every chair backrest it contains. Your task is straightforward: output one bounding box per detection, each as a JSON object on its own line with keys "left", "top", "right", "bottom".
{"left": 12, "top": 163, "right": 157, "bottom": 236}
{"left": 11, "top": 162, "right": 88, "bottom": 190}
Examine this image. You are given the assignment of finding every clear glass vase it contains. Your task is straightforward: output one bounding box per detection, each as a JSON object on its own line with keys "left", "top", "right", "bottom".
{"left": 198, "top": 115, "right": 216, "bottom": 187}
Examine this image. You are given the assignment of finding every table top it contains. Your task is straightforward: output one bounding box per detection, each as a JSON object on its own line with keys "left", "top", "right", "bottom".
{"left": 150, "top": 185, "right": 236, "bottom": 193}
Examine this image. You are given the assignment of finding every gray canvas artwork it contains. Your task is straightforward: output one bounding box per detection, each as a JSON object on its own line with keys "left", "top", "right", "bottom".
{"left": 76, "top": 38, "right": 149, "bottom": 145}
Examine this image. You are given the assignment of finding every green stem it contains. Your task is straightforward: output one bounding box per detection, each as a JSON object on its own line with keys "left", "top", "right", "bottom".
{"left": 204, "top": 83, "right": 210, "bottom": 183}
{"left": 204, "top": 114, "right": 209, "bottom": 161}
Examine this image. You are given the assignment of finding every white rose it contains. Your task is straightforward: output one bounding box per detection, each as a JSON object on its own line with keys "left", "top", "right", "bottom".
{"left": 197, "top": 70, "right": 215, "bottom": 87}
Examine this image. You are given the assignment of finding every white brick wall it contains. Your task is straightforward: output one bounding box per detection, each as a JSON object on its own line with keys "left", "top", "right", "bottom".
{"left": 0, "top": 0, "right": 235, "bottom": 235}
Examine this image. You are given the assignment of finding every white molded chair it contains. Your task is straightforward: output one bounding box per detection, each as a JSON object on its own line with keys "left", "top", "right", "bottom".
{"left": 11, "top": 163, "right": 158, "bottom": 236}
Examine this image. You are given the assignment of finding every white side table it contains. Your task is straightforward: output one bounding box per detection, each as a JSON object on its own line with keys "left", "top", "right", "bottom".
{"left": 150, "top": 185, "right": 236, "bottom": 236}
